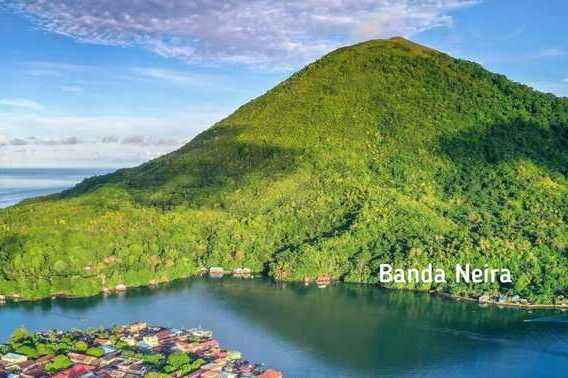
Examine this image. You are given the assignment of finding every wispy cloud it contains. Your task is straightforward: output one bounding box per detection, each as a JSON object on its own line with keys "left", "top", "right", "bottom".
{"left": 524, "top": 80, "right": 568, "bottom": 97}
{"left": 20, "top": 61, "right": 96, "bottom": 77}
{"left": 21, "top": 61, "right": 229, "bottom": 90}
{"left": 0, "top": 111, "right": 228, "bottom": 140}
{"left": 101, "top": 136, "right": 119, "bottom": 144}
{"left": 0, "top": 142, "right": 180, "bottom": 168}
{"left": 0, "top": 133, "right": 188, "bottom": 168}
{"left": 1, "top": 136, "right": 82, "bottom": 146}
{"left": 476, "top": 47, "right": 567, "bottom": 65}
{"left": 120, "top": 135, "right": 180, "bottom": 146}
{"left": 0, "top": 135, "right": 180, "bottom": 147}
{"left": 0, "top": 98, "right": 44, "bottom": 111}
{"left": 132, "top": 67, "right": 206, "bottom": 85}
{"left": 4, "top": 0, "right": 479, "bottom": 68}
{"left": 0, "top": 106, "right": 232, "bottom": 167}
{"left": 60, "top": 85, "right": 84, "bottom": 93}
{"left": 534, "top": 48, "right": 565, "bottom": 59}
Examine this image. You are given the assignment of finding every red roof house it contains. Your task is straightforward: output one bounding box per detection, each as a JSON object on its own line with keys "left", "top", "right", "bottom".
{"left": 53, "top": 364, "right": 94, "bottom": 378}
{"left": 259, "top": 369, "right": 283, "bottom": 378}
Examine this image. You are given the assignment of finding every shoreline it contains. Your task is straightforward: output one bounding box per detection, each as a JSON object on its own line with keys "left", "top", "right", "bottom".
{"left": 0, "top": 322, "right": 283, "bottom": 377}
{"left": 432, "top": 291, "right": 568, "bottom": 310}
{"left": 1, "top": 274, "right": 567, "bottom": 311}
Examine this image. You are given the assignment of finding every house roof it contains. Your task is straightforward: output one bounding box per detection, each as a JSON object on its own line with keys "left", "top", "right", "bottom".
{"left": 1, "top": 353, "right": 27, "bottom": 363}
{"left": 259, "top": 369, "right": 283, "bottom": 378}
{"left": 53, "top": 364, "right": 94, "bottom": 378}
{"left": 68, "top": 353, "right": 99, "bottom": 366}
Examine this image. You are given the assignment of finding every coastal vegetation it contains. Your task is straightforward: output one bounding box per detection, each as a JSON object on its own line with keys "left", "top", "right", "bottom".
{"left": 1, "top": 37, "right": 568, "bottom": 304}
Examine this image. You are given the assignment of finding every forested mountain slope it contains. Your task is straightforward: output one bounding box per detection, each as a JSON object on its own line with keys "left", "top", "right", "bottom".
{"left": 2, "top": 37, "right": 568, "bottom": 303}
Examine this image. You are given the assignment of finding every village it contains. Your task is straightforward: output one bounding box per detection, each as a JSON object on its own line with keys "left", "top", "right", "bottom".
{"left": 0, "top": 323, "right": 283, "bottom": 378}
{"left": 206, "top": 267, "right": 332, "bottom": 289}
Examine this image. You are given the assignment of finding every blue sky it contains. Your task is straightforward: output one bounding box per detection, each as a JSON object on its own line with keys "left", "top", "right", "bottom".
{"left": 0, "top": 0, "right": 567, "bottom": 167}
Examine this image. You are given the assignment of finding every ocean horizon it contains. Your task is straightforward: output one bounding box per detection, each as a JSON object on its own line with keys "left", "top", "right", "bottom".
{"left": 0, "top": 168, "right": 115, "bottom": 208}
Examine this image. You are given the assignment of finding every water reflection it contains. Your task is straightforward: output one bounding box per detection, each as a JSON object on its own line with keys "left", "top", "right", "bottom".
{"left": 205, "top": 281, "right": 568, "bottom": 371}
{"left": 1, "top": 278, "right": 567, "bottom": 378}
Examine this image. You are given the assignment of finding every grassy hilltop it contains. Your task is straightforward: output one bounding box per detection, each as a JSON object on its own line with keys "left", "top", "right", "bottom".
{"left": 1, "top": 37, "right": 568, "bottom": 302}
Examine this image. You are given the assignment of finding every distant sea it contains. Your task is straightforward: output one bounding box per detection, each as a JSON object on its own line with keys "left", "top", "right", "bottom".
{"left": 0, "top": 168, "right": 114, "bottom": 208}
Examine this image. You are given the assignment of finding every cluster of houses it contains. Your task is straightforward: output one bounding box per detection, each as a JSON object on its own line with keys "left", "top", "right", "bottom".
{"left": 303, "top": 276, "right": 332, "bottom": 289}
{"left": 478, "top": 293, "right": 534, "bottom": 306}
{"left": 205, "top": 267, "right": 333, "bottom": 289}
{"left": 0, "top": 323, "right": 282, "bottom": 378}
{"left": 206, "top": 268, "right": 252, "bottom": 279}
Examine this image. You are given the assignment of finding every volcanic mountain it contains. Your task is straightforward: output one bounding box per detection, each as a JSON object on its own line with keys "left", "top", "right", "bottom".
{"left": 2, "top": 37, "right": 568, "bottom": 303}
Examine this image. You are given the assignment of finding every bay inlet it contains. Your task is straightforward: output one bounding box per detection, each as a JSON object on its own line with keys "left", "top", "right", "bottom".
{"left": 1, "top": 169, "right": 567, "bottom": 377}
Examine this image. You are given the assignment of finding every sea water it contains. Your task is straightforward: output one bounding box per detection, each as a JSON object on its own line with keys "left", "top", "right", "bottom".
{"left": 0, "top": 168, "right": 113, "bottom": 208}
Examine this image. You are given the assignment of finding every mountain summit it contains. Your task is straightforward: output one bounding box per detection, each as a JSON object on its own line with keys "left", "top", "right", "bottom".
{"left": 2, "top": 38, "right": 568, "bottom": 303}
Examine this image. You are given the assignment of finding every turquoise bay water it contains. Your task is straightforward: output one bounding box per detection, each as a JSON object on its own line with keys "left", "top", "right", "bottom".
{"left": 0, "top": 168, "right": 113, "bottom": 208}
{"left": 1, "top": 169, "right": 567, "bottom": 377}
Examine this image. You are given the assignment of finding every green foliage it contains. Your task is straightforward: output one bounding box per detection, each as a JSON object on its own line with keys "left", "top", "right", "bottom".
{"left": 145, "top": 373, "right": 171, "bottom": 378}
{"left": 46, "top": 355, "right": 72, "bottom": 373}
{"left": 142, "top": 353, "right": 165, "bottom": 368}
{"left": 113, "top": 339, "right": 131, "bottom": 351}
{"left": 85, "top": 347, "right": 105, "bottom": 358}
{"left": 163, "top": 351, "right": 191, "bottom": 373}
{"left": 7, "top": 328, "right": 42, "bottom": 358}
{"left": 1, "top": 38, "right": 568, "bottom": 303}
{"left": 0, "top": 344, "right": 10, "bottom": 354}
{"left": 10, "top": 328, "right": 31, "bottom": 343}
{"left": 162, "top": 365, "right": 177, "bottom": 374}
{"left": 35, "top": 343, "right": 52, "bottom": 356}
{"left": 15, "top": 345, "right": 38, "bottom": 358}
{"left": 73, "top": 341, "right": 88, "bottom": 352}
{"left": 182, "top": 358, "right": 206, "bottom": 374}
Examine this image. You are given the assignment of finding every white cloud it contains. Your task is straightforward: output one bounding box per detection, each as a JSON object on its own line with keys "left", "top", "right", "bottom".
{"left": 20, "top": 61, "right": 96, "bottom": 78}
{"left": 119, "top": 135, "right": 179, "bottom": 146}
{"left": 0, "top": 98, "right": 44, "bottom": 111}
{"left": 0, "top": 134, "right": 186, "bottom": 168}
{"left": 4, "top": 136, "right": 82, "bottom": 146}
{"left": 0, "top": 143, "right": 179, "bottom": 168}
{"left": 0, "top": 108, "right": 229, "bottom": 140}
{"left": 5, "top": 0, "right": 479, "bottom": 68}
{"left": 524, "top": 81, "right": 568, "bottom": 97}
{"left": 0, "top": 106, "right": 233, "bottom": 167}
{"left": 60, "top": 85, "right": 84, "bottom": 93}
{"left": 20, "top": 61, "right": 235, "bottom": 91}
{"left": 132, "top": 67, "right": 208, "bottom": 86}
{"left": 535, "top": 48, "right": 565, "bottom": 59}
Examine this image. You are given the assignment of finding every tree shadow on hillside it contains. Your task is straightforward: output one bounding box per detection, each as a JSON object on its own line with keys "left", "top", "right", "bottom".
{"left": 437, "top": 119, "right": 568, "bottom": 189}
{"left": 56, "top": 125, "right": 305, "bottom": 210}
